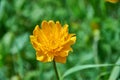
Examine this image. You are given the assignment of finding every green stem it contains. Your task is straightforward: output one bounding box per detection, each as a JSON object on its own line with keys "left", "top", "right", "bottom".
{"left": 93, "top": 30, "right": 100, "bottom": 64}
{"left": 93, "top": 39, "right": 99, "bottom": 64}
{"left": 53, "top": 60, "right": 60, "bottom": 80}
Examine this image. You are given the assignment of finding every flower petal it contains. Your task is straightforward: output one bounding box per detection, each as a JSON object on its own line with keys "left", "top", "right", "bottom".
{"left": 56, "top": 21, "right": 62, "bottom": 31}
{"left": 61, "top": 24, "right": 69, "bottom": 37}
{"left": 36, "top": 52, "right": 54, "bottom": 62}
{"left": 42, "top": 20, "right": 52, "bottom": 36}
{"left": 30, "top": 35, "right": 39, "bottom": 50}
{"left": 59, "top": 51, "right": 69, "bottom": 57}
{"left": 33, "top": 25, "right": 40, "bottom": 36}
{"left": 69, "top": 34, "right": 76, "bottom": 44}
{"left": 54, "top": 56, "right": 66, "bottom": 63}
{"left": 61, "top": 34, "right": 76, "bottom": 47}
{"left": 33, "top": 25, "right": 48, "bottom": 45}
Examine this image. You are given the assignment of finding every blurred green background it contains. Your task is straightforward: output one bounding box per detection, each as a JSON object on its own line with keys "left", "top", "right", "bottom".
{"left": 0, "top": 0, "right": 120, "bottom": 80}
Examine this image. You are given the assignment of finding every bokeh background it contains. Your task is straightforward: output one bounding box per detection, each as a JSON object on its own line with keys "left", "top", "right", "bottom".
{"left": 0, "top": 0, "right": 120, "bottom": 80}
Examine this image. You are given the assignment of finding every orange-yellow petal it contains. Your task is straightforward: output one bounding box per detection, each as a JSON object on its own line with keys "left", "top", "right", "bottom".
{"left": 48, "top": 20, "right": 55, "bottom": 29}
{"left": 36, "top": 52, "right": 54, "bottom": 62}
{"left": 33, "top": 25, "right": 40, "bottom": 36}
{"left": 54, "top": 56, "right": 66, "bottom": 63}
{"left": 62, "top": 24, "right": 69, "bottom": 36}
{"left": 56, "top": 21, "right": 62, "bottom": 31}
{"left": 33, "top": 25, "right": 48, "bottom": 44}
{"left": 41, "top": 20, "right": 52, "bottom": 36}
{"left": 30, "top": 35, "right": 39, "bottom": 50}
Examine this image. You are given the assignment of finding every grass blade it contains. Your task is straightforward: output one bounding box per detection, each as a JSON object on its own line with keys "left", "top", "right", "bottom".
{"left": 62, "top": 64, "right": 120, "bottom": 78}
{"left": 108, "top": 57, "right": 120, "bottom": 80}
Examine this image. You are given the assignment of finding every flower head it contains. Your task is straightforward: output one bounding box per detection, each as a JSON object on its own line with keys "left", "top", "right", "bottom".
{"left": 106, "top": 0, "right": 119, "bottom": 3}
{"left": 30, "top": 20, "right": 76, "bottom": 63}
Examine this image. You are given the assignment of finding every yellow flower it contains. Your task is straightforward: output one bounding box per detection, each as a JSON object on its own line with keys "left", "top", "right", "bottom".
{"left": 30, "top": 20, "right": 76, "bottom": 63}
{"left": 106, "top": 0, "right": 119, "bottom": 3}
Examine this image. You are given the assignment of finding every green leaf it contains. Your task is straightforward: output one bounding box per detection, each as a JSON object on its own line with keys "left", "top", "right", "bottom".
{"left": 2, "top": 32, "right": 14, "bottom": 54}
{"left": 14, "top": 0, "right": 25, "bottom": 11}
{"left": 10, "top": 32, "right": 29, "bottom": 54}
{"left": 62, "top": 64, "right": 120, "bottom": 78}
{"left": 108, "top": 57, "right": 120, "bottom": 80}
